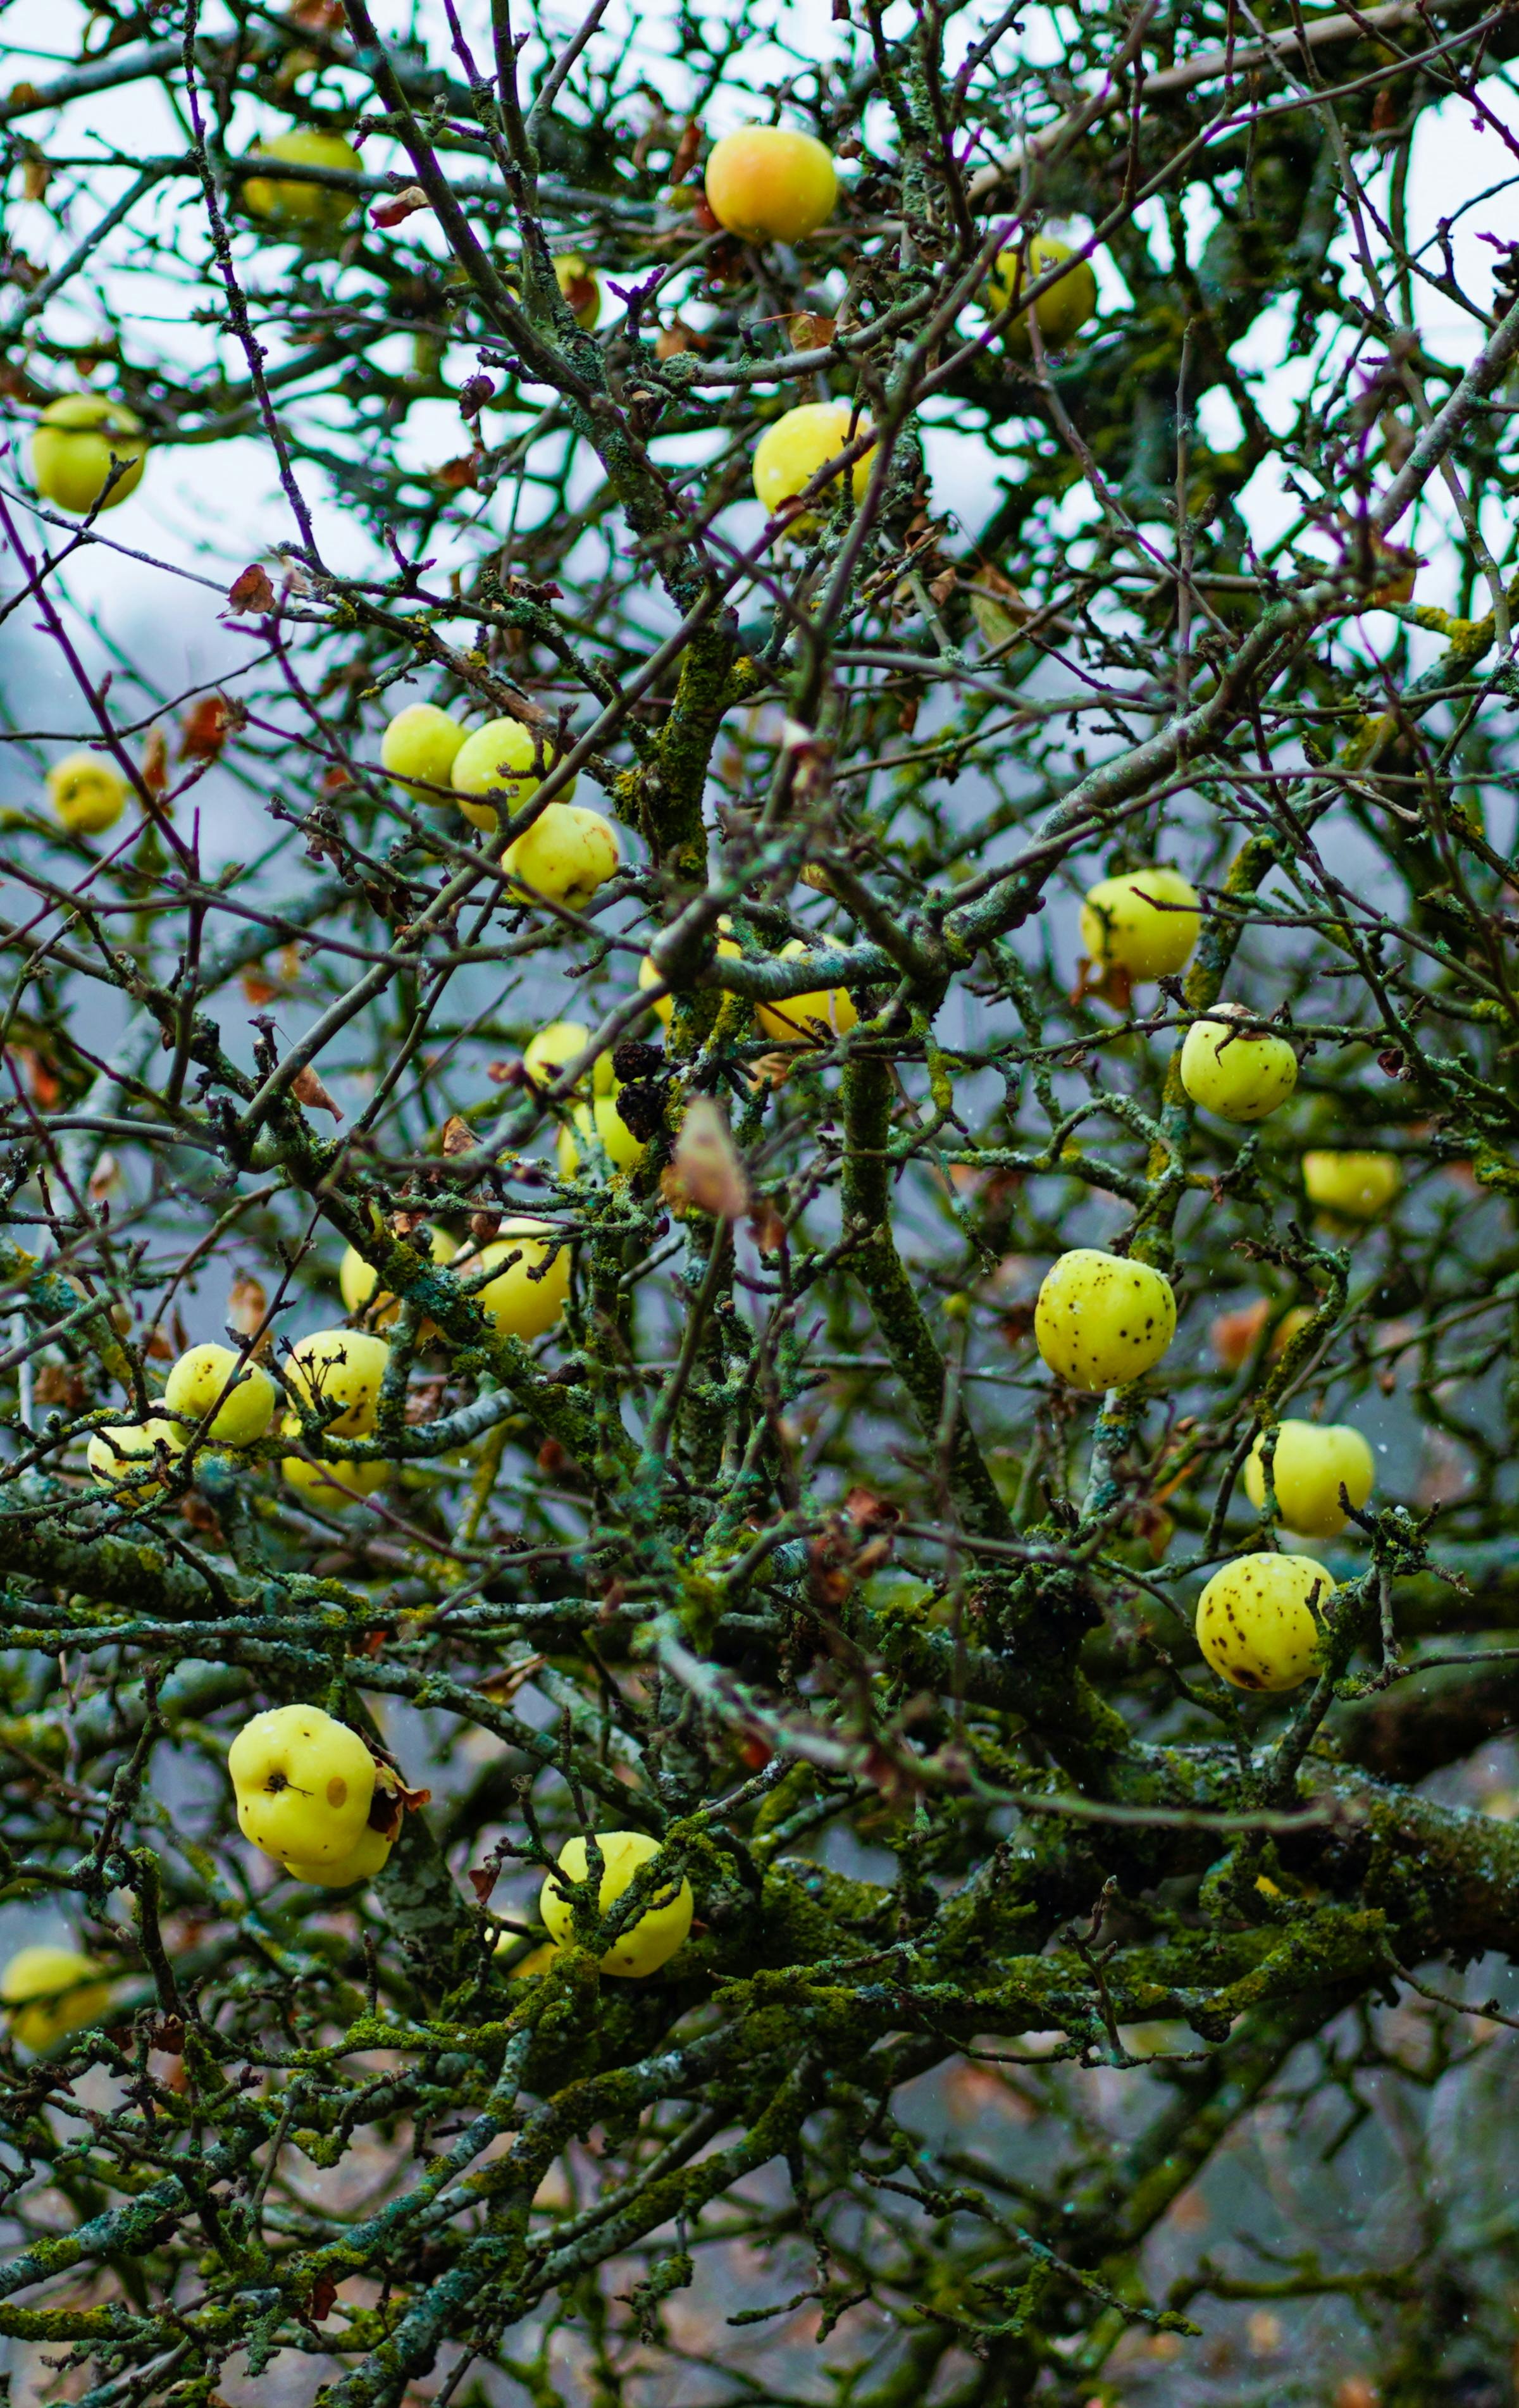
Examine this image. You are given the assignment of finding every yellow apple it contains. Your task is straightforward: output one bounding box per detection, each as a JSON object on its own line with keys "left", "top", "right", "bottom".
{"left": 451, "top": 716, "right": 578, "bottom": 830}
{"left": 242, "top": 129, "right": 362, "bottom": 233}
{"left": 522, "top": 1019, "right": 614, "bottom": 1095}
{"left": 1244, "top": 1418, "right": 1375, "bottom": 1538}
{"left": 753, "top": 402, "right": 873, "bottom": 529}
{"left": 280, "top": 1434, "right": 390, "bottom": 1509}
{"left": 531, "top": 1022, "right": 640, "bottom": 1172}
{"left": 558, "top": 1093, "right": 648, "bottom": 1176}
{"left": 540, "top": 1831, "right": 693, "bottom": 1977}
{"left": 640, "top": 919, "right": 853, "bottom": 1040}
{"left": 380, "top": 704, "right": 467, "bottom": 801}
{"left": 1270, "top": 1306, "right": 1315, "bottom": 1357}
{"left": 87, "top": 1417, "right": 185, "bottom": 1499}
{"left": 284, "top": 1329, "right": 390, "bottom": 1434}
{"left": 31, "top": 394, "right": 147, "bottom": 514}
{"left": 638, "top": 926, "right": 745, "bottom": 1027}
{"left": 756, "top": 940, "right": 859, "bottom": 1044}
{"left": 338, "top": 1225, "right": 454, "bottom": 1324}
{"left": 228, "top": 1703, "right": 376, "bottom": 1864}
{"left": 1179, "top": 1006, "right": 1298, "bottom": 1123}
{"left": 461, "top": 1220, "right": 571, "bottom": 1341}
{"left": 1195, "top": 1552, "right": 1332, "bottom": 1692}
{"left": 504, "top": 802, "right": 618, "bottom": 908}
{"left": 1, "top": 1945, "right": 111, "bottom": 2052}
{"left": 282, "top": 1823, "right": 392, "bottom": 1887}
{"left": 704, "top": 125, "right": 838, "bottom": 244}
{"left": 163, "top": 1342, "right": 276, "bottom": 1447}
{"left": 1034, "top": 1248, "right": 1177, "bottom": 1391}
{"left": 502, "top": 1937, "right": 561, "bottom": 1979}
{"left": 46, "top": 750, "right": 128, "bottom": 835}
{"left": 987, "top": 233, "right": 1098, "bottom": 349}
{"left": 1080, "top": 867, "right": 1200, "bottom": 981}
{"left": 1302, "top": 1150, "right": 1401, "bottom": 1221}
{"left": 638, "top": 953, "right": 675, "bottom": 1026}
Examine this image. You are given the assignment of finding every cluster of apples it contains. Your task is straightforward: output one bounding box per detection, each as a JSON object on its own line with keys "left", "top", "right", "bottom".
{"left": 518, "top": 922, "right": 857, "bottom": 1181}
{"left": 1, "top": 1806, "right": 688, "bottom": 1995}
{"left": 25, "top": 121, "right": 1096, "bottom": 554}
{"left": 378, "top": 705, "right": 618, "bottom": 905}
{"left": 228, "top": 1693, "right": 692, "bottom": 1964}
{"left": 86, "top": 1225, "right": 583, "bottom": 1513}
{"left": 702, "top": 127, "right": 1098, "bottom": 531}
{"left": 339, "top": 1220, "right": 570, "bottom": 1348}
{"left": 1026, "top": 865, "right": 1397, "bottom": 1696}
{"left": 232, "top": 1694, "right": 695, "bottom": 1959}
{"left": 85, "top": 1329, "right": 392, "bottom": 1510}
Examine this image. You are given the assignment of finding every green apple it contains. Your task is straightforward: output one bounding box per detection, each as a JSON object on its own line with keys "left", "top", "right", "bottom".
{"left": 32, "top": 394, "right": 146, "bottom": 514}
{"left": 1, "top": 1945, "right": 111, "bottom": 2052}
{"left": 540, "top": 1832, "right": 693, "bottom": 1977}
{"left": 164, "top": 1343, "right": 276, "bottom": 1446}
{"left": 228, "top": 1704, "right": 376, "bottom": 1864}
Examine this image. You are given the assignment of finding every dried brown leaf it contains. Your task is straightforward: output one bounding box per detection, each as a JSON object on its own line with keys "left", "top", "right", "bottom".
{"left": 845, "top": 1487, "right": 900, "bottom": 1536}
{"left": 1209, "top": 1298, "right": 1270, "bottom": 1371}
{"left": 366, "top": 1766, "right": 431, "bottom": 1840}
{"left": 141, "top": 724, "right": 169, "bottom": 797}
{"left": 181, "top": 1493, "right": 226, "bottom": 1541}
{"left": 226, "top": 1272, "right": 268, "bottom": 1342}
{"left": 655, "top": 319, "right": 704, "bottom": 360}
{"left": 748, "top": 1196, "right": 787, "bottom": 1254}
{"left": 227, "top": 563, "right": 276, "bottom": 615}
{"left": 371, "top": 185, "right": 430, "bottom": 228}
{"left": 34, "top": 1363, "right": 85, "bottom": 1409}
{"left": 669, "top": 116, "right": 702, "bottom": 185}
{"left": 661, "top": 1097, "right": 750, "bottom": 1220}
{"left": 292, "top": 1062, "right": 343, "bottom": 1120}
{"left": 180, "top": 693, "right": 243, "bottom": 762}
{"left": 788, "top": 311, "right": 836, "bottom": 351}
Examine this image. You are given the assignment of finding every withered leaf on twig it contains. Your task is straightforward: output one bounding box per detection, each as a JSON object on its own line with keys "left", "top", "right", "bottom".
{"left": 226, "top": 1272, "right": 268, "bottom": 1343}
{"left": 180, "top": 693, "right": 244, "bottom": 761}
{"left": 141, "top": 726, "right": 169, "bottom": 795}
{"left": 306, "top": 2274, "right": 338, "bottom": 2324}
{"left": 748, "top": 1196, "right": 787, "bottom": 1253}
{"left": 371, "top": 185, "right": 430, "bottom": 228}
{"left": 367, "top": 1768, "right": 433, "bottom": 1840}
{"left": 292, "top": 1063, "right": 343, "bottom": 1120}
{"left": 226, "top": 563, "right": 276, "bottom": 615}
{"left": 661, "top": 1097, "right": 750, "bottom": 1220}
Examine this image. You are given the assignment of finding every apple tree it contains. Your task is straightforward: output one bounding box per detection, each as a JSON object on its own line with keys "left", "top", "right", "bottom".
{"left": 4, "top": 0, "right": 1519, "bottom": 2399}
